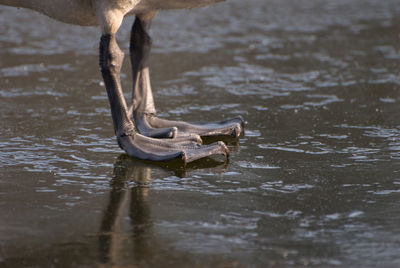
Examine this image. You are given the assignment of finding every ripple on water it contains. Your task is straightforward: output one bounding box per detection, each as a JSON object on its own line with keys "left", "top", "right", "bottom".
{"left": 260, "top": 180, "right": 314, "bottom": 194}
{"left": 220, "top": 212, "right": 260, "bottom": 230}
{"left": 281, "top": 94, "right": 343, "bottom": 111}
{"left": 258, "top": 144, "right": 307, "bottom": 154}
{"left": 336, "top": 125, "right": 400, "bottom": 160}
{"left": 318, "top": 134, "right": 349, "bottom": 140}
{"left": 244, "top": 129, "right": 261, "bottom": 137}
{"left": 0, "top": 88, "right": 68, "bottom": 98}
{"left": 373, "top": 189, "right": 400, "bottom": 195}
{"left": 237, "top": 161, "right": 280, "bottom": 170}
{"left": 1, "top": 63, "right": 75, "bottom": 77}
{"left": 257, "top": 124, "right": 399, "bottom": 163}
{"left": 0, "top": 135, "right": 116, "bottom": 191}
{"left": 185, "top": 64, "right": 313, "bottom": 97}
{"left": 151, "top": 176, "right": 221, "bottom": 195}
{"left": 150, "top": 175, "right": 259, "bottom": 195}
{"left": 363, "top": 127, "right": 400, "bottom": 139}
{"left": 321, "top": 211, "right": 365, "bottom": 224}
{"left": 304, "top": 94, "right": 343, "bottom": 107}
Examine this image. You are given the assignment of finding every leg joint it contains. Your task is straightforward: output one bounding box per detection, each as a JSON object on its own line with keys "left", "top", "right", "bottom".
{"left": 99, "top": 34, "right": 125, "bottom": 72}
{"left": 130, "top": 17, "right": 152, "bottom": 54}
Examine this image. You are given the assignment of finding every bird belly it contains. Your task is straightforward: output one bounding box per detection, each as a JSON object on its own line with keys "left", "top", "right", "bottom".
{"left": 134, "top": 0, "right": 223, "bottom": 12}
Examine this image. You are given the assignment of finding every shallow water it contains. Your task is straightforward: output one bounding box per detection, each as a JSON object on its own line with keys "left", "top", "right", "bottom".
{"left": 1, "top": 0, "right": 400, "bottom": 267}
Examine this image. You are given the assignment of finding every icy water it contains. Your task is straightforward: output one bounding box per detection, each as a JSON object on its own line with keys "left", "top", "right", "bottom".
{"left": 1, "top": 0, "right": 400, "bottom": 267}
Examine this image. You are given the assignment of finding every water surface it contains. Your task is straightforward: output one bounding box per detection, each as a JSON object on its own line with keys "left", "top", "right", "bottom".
{"left": 1, "top": 0, "right": 400, "bottom": 267}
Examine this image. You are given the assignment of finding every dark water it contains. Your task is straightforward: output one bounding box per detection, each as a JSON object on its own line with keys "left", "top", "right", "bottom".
{"left": 1, "top": 0, "right": 400, "bottom": 267}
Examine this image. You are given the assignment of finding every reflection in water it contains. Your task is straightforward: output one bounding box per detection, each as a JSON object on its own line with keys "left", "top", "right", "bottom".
{"left": 99, "top": 156, "right": 153, "bottom": 267}
{"left": 98, "top": 155, "right": 228, "bottom": 266}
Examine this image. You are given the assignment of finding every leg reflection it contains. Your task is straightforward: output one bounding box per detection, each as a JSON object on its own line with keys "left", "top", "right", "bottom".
{"left": 130, "top": 173, "right": 153, "bottom": 264}
{"left": 98, "top": 155, "right": 155, "bottom": 266}
{"left": 98, "top": 156, "right": 131, "bottom": 265}
{"left": 98, "top": 154, "right": 229, "bottom": 266}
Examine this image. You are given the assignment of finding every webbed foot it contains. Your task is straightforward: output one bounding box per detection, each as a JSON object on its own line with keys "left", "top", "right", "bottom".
{"left": 118, "top": 133, "right": 229, "bottom": 164}
{"left": 129, "top": 15, "right": 245, "bottom": 140}
{"left": 134, "top": 112, "right": 245, "bottom": 139}
{"left": 99, "top": 29, "right": 229, "bottom": 164}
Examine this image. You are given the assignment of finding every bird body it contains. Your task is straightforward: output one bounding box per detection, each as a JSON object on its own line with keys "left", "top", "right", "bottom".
{"left": 0, "top": 0, "right": 222, "bottom": 26}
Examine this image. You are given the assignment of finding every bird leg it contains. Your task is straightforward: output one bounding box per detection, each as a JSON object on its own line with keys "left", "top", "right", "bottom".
{"left": 129, "top": 15, "right": 245, "bottom": 139}
{"left": 98, "top": 18, "right": 229, "bottom": 163}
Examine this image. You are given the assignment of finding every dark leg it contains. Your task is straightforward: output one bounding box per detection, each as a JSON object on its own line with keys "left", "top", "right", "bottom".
{"left": 99, "top": 31, "right": 229, "bottom": 163}
{"left": 129, "top": 15, "right": 245, "bottom": 139}
{"left": 129, "top": 14, "right": 178, "bottom": 138}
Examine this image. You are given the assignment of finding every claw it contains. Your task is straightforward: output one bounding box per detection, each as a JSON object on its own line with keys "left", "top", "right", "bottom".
{"left": 183, "top": 141, "right": 229, "bottom": 164}
{"left": 230, "top": 123, "right": 243, "bottom": 138}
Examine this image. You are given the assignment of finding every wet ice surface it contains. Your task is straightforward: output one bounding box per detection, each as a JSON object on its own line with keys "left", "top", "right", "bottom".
{"left": 1, "top": 0, "right": 400, "bottom": 266}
